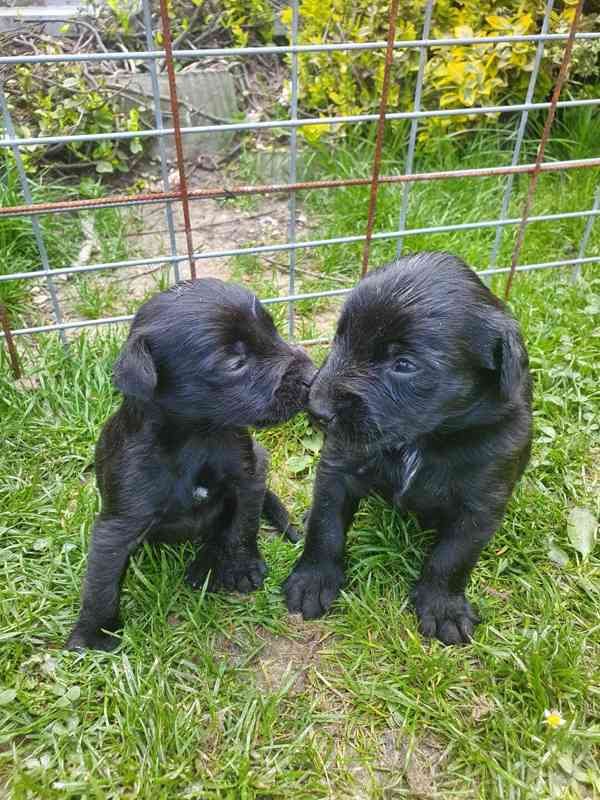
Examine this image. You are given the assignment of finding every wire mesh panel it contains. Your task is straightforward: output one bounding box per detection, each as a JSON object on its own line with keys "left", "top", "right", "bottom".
{"left": 0, "top": 0, "right": 598, "bottom": 357}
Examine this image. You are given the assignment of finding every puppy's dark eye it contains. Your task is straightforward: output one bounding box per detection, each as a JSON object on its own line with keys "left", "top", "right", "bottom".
{"left": 228, "top": 341, "right": 248, "bottom": 372}
{"left": 392, "top": 358, "right": 417, "bottom": 374}
{"left": 230, "top": 357, "right": 246, "bottom": 372}
{"left": 383, "top": 343, "right": 417, "bottom": 374}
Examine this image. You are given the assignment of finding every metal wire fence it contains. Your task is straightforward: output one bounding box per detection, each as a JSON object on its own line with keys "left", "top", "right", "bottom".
{"left": 1, "top": 0, "right": 599, "bottom": 366}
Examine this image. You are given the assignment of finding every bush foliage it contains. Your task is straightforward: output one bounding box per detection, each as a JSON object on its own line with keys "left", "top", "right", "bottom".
{"left": 6, "top": 60, "right": 143, "bottom": 175}
{"left": 275, "top": 0, "right": 600, "bottom": 143}
{"left": 2, "top": 0, "right": 598, "bottom": 176}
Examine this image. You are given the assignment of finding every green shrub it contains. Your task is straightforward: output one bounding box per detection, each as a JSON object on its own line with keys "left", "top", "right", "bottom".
{"left": 4, "top": 0, "right": 598, "bottom": 177}
{"left": 273, "top": 0, "right": 599, "bottom": 144}
{"left": 221, "top": 0, "right": 274, "bottom": 46}
{"left": 4, "top": 58, "right": 143, "bottom": 175}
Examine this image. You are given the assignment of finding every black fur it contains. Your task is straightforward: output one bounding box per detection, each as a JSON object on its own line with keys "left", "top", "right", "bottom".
{"left": 66, "top": 278, "right": 315, "bottom": 651}
{"left": 283, "top": 253, "right": 532, "bottom": 644}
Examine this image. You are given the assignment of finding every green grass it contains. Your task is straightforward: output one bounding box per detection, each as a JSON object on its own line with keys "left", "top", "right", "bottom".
{"left": 298, "top": 118, "right": 600, "bottom": 299}
{"left": 72, "top": 277, "right": 124, "bottom": 320}
{"left": 1, "top": 124, "right": 599, "bottom": 797}
{"left": 1, "top": 275, "right": 598, "bottom": 800}
{"left": 0, "top": 164, "right": 81, "bottom": 315}
{"left": 226, "top": 109, "right": 600, "bottom": 342}
{"left": 0, "top": 164, "right": 133, "bottom": 323}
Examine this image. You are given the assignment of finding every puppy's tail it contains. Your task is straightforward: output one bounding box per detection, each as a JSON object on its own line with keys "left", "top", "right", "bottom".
{"left": 262, "top": 489, "right": 302, "bottom": 543}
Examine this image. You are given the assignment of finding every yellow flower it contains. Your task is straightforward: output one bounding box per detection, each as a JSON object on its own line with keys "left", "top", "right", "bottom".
{"left": 543, "top": 709, "right": 566, "bottom": 729}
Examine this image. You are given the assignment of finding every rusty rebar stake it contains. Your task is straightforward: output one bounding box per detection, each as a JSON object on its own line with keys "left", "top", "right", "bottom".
{"left": 2, "top": 159, "right": 600, "bottom": 220}
{"left": 158, "top": 0, "right": 197, "bottom": 280}
{"left": 0, "top": 303, "right": 22, "bottom": 379}
{"left": 505, "top": 0, "right": 584, "bottom": 299}
{"left": 361, "top": 0, "right": 400, "bottom": 277}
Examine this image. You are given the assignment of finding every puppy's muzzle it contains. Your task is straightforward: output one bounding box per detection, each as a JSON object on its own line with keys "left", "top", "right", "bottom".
{"left": 308, "top": 394, "right": 335, "bottom": 430}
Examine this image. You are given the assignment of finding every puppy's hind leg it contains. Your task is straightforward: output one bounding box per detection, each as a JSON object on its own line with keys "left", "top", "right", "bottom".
{"left": 262, "top": 489, "right": 302, "bottom": 543}
{"left": 65, "top": 516, "right": 151, "bottom": 652}
{"left": 186, "top": 478, "right": 268, "bottom": 594}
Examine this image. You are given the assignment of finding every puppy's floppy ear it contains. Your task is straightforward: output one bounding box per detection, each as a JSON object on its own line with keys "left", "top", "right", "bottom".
{"left": 112, "top": 334, "right": 157, "bottom": 401}
{"left": 498, "top": 325, "right": 528, "bottom": 401}
{"left": 478, "top": 316, "right": 528, "bottom": 401}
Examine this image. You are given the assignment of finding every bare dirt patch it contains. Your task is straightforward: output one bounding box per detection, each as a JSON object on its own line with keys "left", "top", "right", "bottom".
{"left": 399, "top": 732, "right": 449, "bottom": 798}
{"left": 358, "top": 728, "right": 448, "bottom": 798}
{"left": 318, "top": 723, "right": 451, "bottom": 799}
{"left": 130, "top": 190, "right": 294, "bottom": 291}
{"left": 214, "top": 617, "right": 330, "bottom": 689}
{"left": 27, "top": 163, "right": 349, "bottom": 342}
{"left": 255, "top": 617, "right": 330, "bottom": 694}
{"left": 582, "top": 447, "right": 600, "bottom": 493}
{"left": 471, "top": 694, "right": 495, "bottom": 722}
{"left": 32, "top": 191, "right": 293, "bottom": 322}
{"left": 301, "top": 669, "right": 454, "bottom": 799}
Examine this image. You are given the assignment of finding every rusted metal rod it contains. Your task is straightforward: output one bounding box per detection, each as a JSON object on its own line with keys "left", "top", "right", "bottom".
{"left": 1, "top": 158, "right": 599, "bottom": 220}
{"left": 505, "top": 0, "right": 584, "bottom": 299}
{"left": 361, "top": 0, "right": 400, "bottom": 277}
{"left": 0, "top": 303, "right": 22, "bottom": 379}
{"left": 158, "top": 0, "right": 197, "bottom": 280}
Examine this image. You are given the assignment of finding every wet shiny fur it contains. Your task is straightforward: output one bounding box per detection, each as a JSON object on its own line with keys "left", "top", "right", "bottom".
{"left": 284, "top": 253, "right": 532, "bottom": 644}
{"left": 66, "top": 279, "right": 315, "bottom": 651}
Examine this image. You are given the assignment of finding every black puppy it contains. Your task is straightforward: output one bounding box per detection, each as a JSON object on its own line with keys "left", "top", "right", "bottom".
{"left": 66, "top": 278, "right": 315, "bottom": 651}
{"left": 284, "top": 252, "right": 532, "bottom": 645}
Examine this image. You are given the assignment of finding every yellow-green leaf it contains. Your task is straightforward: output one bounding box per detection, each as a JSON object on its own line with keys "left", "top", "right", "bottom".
{"left": 454, "top": 24, "right": 474, "bottom": 39}
{"left": 485, "top": 15, "right": 511, "bottom": 30}
{"left": 280, "top": 6, "right": 293, "bottom": 28}
{"left": 447, "top": 60, "right": 466, "bottom": 83}
{"left": 300, "top": 123, "right": 328, "bottom": 143}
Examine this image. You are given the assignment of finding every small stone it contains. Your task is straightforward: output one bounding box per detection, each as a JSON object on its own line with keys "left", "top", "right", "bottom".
{"left": 15, "top": 376, "right": 40, "bottom": 392}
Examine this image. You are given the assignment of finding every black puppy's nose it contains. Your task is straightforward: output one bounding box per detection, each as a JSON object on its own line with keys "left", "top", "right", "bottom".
{"left": 308, "top": 394, "right": 335, "bottom": 427}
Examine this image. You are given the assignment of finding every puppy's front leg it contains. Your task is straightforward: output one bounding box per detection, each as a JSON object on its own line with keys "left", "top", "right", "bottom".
{"left": 186, "top": 479, "right": 267, "bottom": 594}
{"left": 66, "top": 516, "right": 150, "bottom": 651}
{"left": 284, "top": 464, "right": 359, "bottom": 619}
{"left": 411, "top": 512, "right": 496, "bottom": 645}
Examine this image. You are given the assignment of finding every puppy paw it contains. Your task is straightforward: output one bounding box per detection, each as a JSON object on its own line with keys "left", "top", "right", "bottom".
{"left": 411, "top": 582, "right": 481, "bottom": 645}
{"left": 186, "top": 553, "right": 267, "bottom": 594}
{"left": 283, "top": 560, "right": 344, "bottom": 619}
{"left": 65, "top": 624, "right": 121, "bottom": 652}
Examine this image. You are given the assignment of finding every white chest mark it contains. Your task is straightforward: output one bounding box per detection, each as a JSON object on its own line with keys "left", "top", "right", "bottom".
{"left": 192, "top": 485, "right": 209, "bottom": 503}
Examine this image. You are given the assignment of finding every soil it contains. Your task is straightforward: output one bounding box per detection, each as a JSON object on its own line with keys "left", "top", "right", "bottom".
{"left": 214, "top": 614, "right": 454, "bottom": 797}
{"left": 343, "top": 728, "right": 449, "bottom": 798}
{"left": 27, "top": 163, "right": 344, "bottom": 342}
{"left": 254, "top": 617, "right": 329, "bottom": 694}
